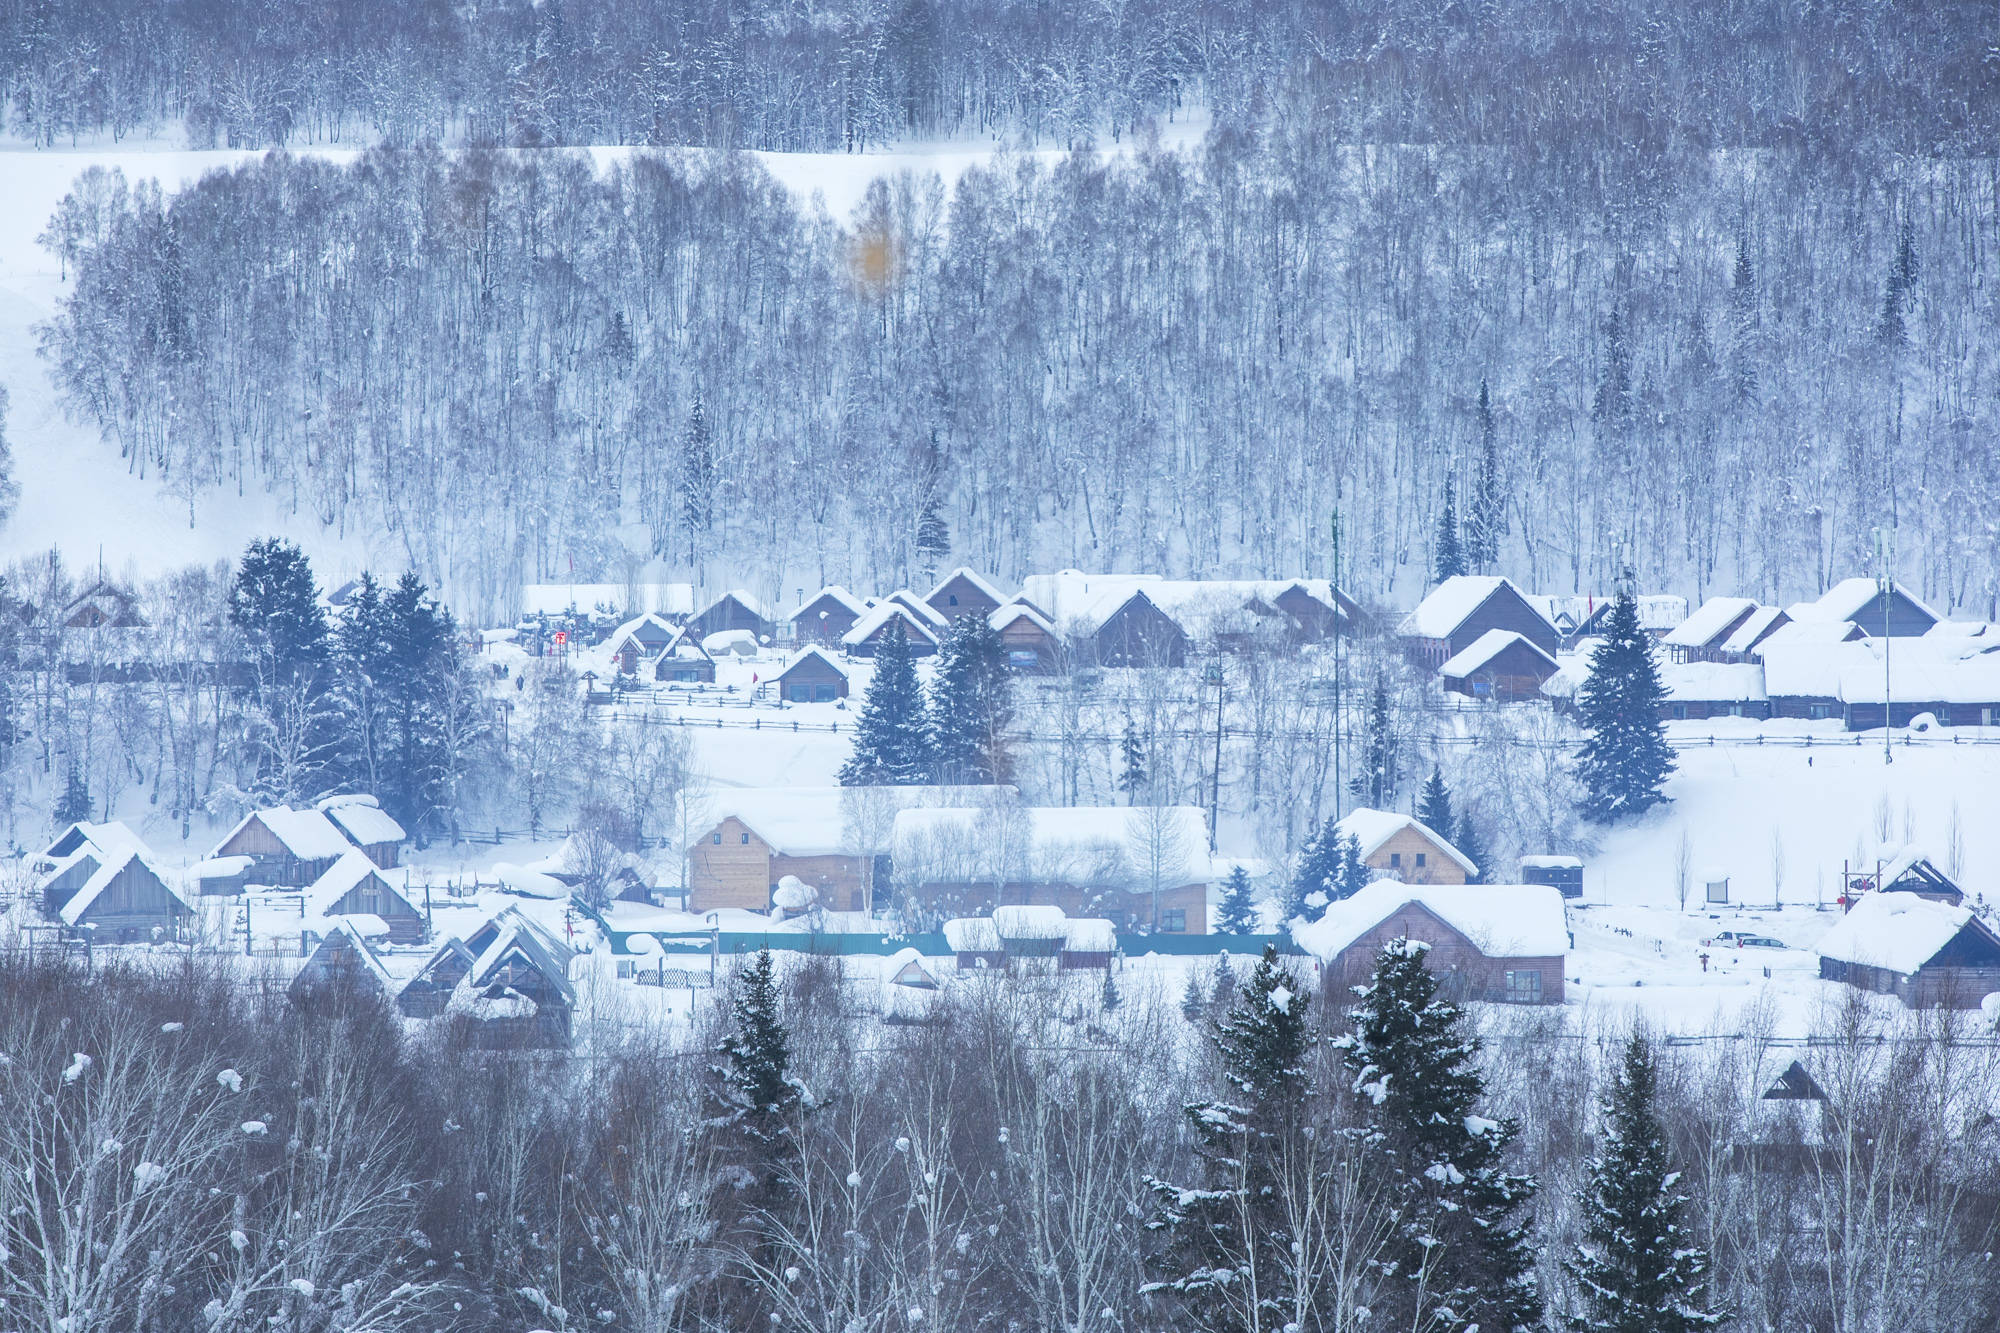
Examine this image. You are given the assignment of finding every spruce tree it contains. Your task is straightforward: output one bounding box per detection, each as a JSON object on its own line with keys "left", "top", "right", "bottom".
{"left": 228, "top": 537, "right": 331, "bottom": 690}
{"left": 1575, "top": 589, "right": 1676, "bottom": 823}
{"left": 928, "top": 613, "right": 1011, "bottom": 783}
{"left": 1289, "top": 818, "right": 1342, "bottom": 922}
{"left": 1207, "top": 952, "right": 1235, "bottom": 1014}
{"left": 914, "top": 488, "right": 950, "bottom": 578}
{"left": 1215, "top": 864, "right": 1259, "bottom": 934}
{"left": 1346, "top": 940, "right": 1539, "bottom": 1333}
{"left": 712, "top": 949, "right": 802, "bottom": 1196}
{"left": 1465, "top": 379, "right": 1506, "bottom": 569}
{"left": 1100, "top": 968, "right": 1122, "bottom": 1012}
{"left": 1433, "top": 470, "right": 1467, "bottom": 583}
{"left": 1116, "top": 718, "right": 1149, "bottom": 804}
{"left": 839, "top": 624, "right": 935, "bottom": 785}
{"left": 1729, "top": 227, "right": 1759, "bottom": 403}
{"left": 53, "top": 769, "right": 91, "bottom": 824}
{"left": 1179, "top": 969, "right": 1206, "bottom": 1022}
{"left": 1453, "top": 812, "right": 1490, "bottom": 886}
{"left": 1418, "top": 764, "right": 1455, "bottom": 840}
{"left": 1566, "top": 1034, "right": 1726, "bottom": 1333}
{"left": 1147, "top": 946, "right": 1315, "bottom": 1331}
{"left": 1332, "top": 832, "right": 1372, "bottom": 900}
{"left": 680, "top": 394, "right": 715, "bottom": 536}
{"left": 1349, "top": 680, "right": 1399, "bottom": 808}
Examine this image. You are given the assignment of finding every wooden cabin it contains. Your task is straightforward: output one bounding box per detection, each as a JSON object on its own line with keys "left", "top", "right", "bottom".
{"left": 1086, "top": 591, "right": 1190, "bottom": 668}
{"left": 1333, "top": 808, "right": 1477, "bottom": 886}
{"left": 1518, "top": 855, "right": 1584, "bottom": 898}
{"left": 209, "top": 807, "right": 354, "bottom": 887}
{"left": 1793, "top": 578, "right": 1939, "bottom": 638}
{"left": 778, "top": 646, "right": 850, "bottom": 701}
{"left": 398, "top": 938, "right": 477, "bottom": 1017}
{"left": 63, "top": 580, "right": 145, "bottom": 629}
{"left": 990, "top": 603, "right": 1063, "bottom": 674}
{"left": 1818, "top": 892, "right": 2000, "bottom": 1008}
{"left": 841, "top": 605, "right": 940, "bottom": 659}
{"left": 608, "top": 613, "right": 679, "bottom": 673}
{"left": 290, "top": 925, "right": 393, "bottom": 1002}
{"left": 56, "top": 850, "right": 192, "bottom": 944}
{"left": 1297, "top": 883, "right": 1569, "bottom": 1005}
{"left": 451, "top": 921, "right": 576, "bottom": 1049}
{"left": 688, "top": 800, "right": 869, "bottom": 913}
{"left": 924, "top": 568, "right": 1007, "bottom": 621}
{"left": 307, "top": 851, "right": 425, "bottom": 944}
{"left": 1398, "top": 576, "right": 1559, "bottom": 669}
{"left": 651, "top": 628, "right": 718, "bottom": 683}
{"left": 319, "top": 796, "right": 407, "bottom": 868}
{"left": 688, "top": 590, "right": 773, "bottom": 642}
{"left": 1440, "top": 630, "right": 1560, "bottom": 703}
{"left": 1840, "top": 850, "right": 1965, "bottom": 907}
{"left": 787, "top": 587, "right": 869, "bottom": 645}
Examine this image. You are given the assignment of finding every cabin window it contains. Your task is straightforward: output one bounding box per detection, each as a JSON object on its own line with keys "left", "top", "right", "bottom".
{"left": 1415, "top": 853, "right": 1427, "bottom": 868}
{"left": 948, "top": 594, "right": 959, "bottom": 606}
{"left": 1671, "top": 704, "right": 1688, "bottom": 720}
{"left": 1504, "top": 970, "right": 1542, "bottom": 1004}
{"left": 1389, "top": 852, "right": 1402, "bottom": 869}
{"left": 712, "top": 833, "right": 722, "bottom": 844}
{"left": 1161, "top": 909, "right": 1187, "bottom": 933}
{"left": 1810, "top": 704, "right": 1831, "bottom": 720}
{"left": 740, "top": 832, "right": 750, "bottom": 845}
{"left": 617, "top": 960, "right": 636, "bottom": 979}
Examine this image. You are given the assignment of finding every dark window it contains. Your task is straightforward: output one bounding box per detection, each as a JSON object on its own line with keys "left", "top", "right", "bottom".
{"left": 949, "top": 594, "right": 959, "bottom": 606}
{"left": 1389, "top": 852, "right": 1402, "bottom": 868}
{"left": 1504, "top": 970, "right": 1542, "bottom": 1004}
{"left": 740, "top": 832, "right": 750, "bottom": 845}
{"left": 1672, "top": 704, "right": 1688, "bottom": 720}
{"left": 1415, "top": 852, "right": 1427, "bottom": 867}
{"left": 1161, "top": 909, "right": 1187, "bottom": 932}
{"left": 712, "top": 833, "right": 721, "bottom": 845}
{"left": 1810, "top": 704, "right": 1831, "bottom": 720}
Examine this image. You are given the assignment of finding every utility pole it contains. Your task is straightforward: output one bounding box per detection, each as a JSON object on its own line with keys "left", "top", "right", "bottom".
{"left": 1331, "top": 508, "right": 1344, "bottom": 822}
{"left": 1205, "top": 663, "right": 1226, "bottom": 852}
{"left": 1877, "top": 526, "right": 1893, "bottom": 765}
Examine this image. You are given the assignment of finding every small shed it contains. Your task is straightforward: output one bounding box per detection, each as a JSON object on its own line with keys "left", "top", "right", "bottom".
{"left": 651, "top": 627, "right": 718, "bottom": 683}
{"left": 1703, "top": 869, "right": 1730, "bottom": 905}
{"left": 306, "top": 851, "right": 425, "bottom": 944}
{"left": 398, "top": 937, "right": 477, "bottom": 1018}
{"left": 1818, "top": 891, "right": 2000, "bottom": 1008}
{"left": 57, "top": 850, "right": 193, "bottom": 945}
{"left": 1518, "top": 855, "right": 1584, "bottom": 898}
{"left": 1439, "top": 629, "right": 1561, "bottom": 702}
{"left": 778, "top": 646, "right": 850, "bottom": 701}
{"left": 881, "top": 946, "right": 945, "bottom": 1025}
{"left": 289, "top": 924, "right": 393, "bottom": 1002}
{"left": 607, "top": 613, "right": 679, "bottom": 673}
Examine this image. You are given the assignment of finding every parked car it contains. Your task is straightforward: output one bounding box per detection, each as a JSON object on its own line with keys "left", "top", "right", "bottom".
{"left": 1737, "top": 935, "right": 1786, "bottom": 949}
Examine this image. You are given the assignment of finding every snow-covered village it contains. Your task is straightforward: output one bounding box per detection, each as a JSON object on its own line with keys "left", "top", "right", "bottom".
{"left": 0, "top": 4, "right": 1997, "bottom": 1330}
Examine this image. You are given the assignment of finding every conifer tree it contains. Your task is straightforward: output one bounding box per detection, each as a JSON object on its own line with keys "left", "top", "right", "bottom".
{"left": 1418, "top": 764, "right": 1454, "bottom": 839}
{"left": 53, "top": 769, "right": 91, "bottom": 824}
{"left": 1289, "top": 818, "right": 1342, "bottom": 922}
{"left": 1453, "top": 812, "right": 1490, "bottom": 886}
{"left": 1566, "top": 1033, "right": 1726, "bottom": 1333}
{"left": 1116, "top": 718, "right": 1149, "bottom": 804}
{"left": 1349, "top": 680, "right": 1399, "bottom": 808}
{"left": 1207, "top": 953, "right": 1235, "bottom": 1014}
{"left": 680, "top": 394, "right": 715, "bottom": 537}
{"left": 1179, "top": 969, "right": 1206, "bottom": 1022}
{"left": 1465, "top": 379, "right": 1506, "bottom": 569}
{"left": 1575, "top": 589, "right": 1676, "bottom": 823}
{"left": 1214, "top": 864, "right": 1259, "bottom": 934}
{"left": 1146, "top": 946, "right": 1314, "bottom": 1330}
{"left": 713, "top": 949, "right": 802, "bottom": 1198}
{"left": 1332, "top": 831, "right": 1372, "bottom": 900}
{"left": 1433, "top": 470, "right": 1466, "bottom": 583}
{"left": 228, "top": 537, "right": 331, "bottom": 690}
{"left": 1100, "top": 968, "right": 1122, "bottom": 1012}
{"left": 1729, "top": 227, "right": 1759, "bottom": 403}
{"left": 1345, "top": 940, "right": 1539, "bottom": 1333}
{"left": 913, "top": 430, "right": 951, "bottom": 577}
{"left": 927, "top": 613, "right": 1011, "bottom": 783}
{"left": 839, "top": 625, "right": 935, "bottom": 785}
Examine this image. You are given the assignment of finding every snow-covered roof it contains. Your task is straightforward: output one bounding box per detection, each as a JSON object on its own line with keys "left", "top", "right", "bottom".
{"left": 1662, "top": 662, "right": 1768, "bottom": 703}
{"left": 940, "top": 909, "right": 1119, "bottom": 952}
{"left": 988, "top": 602, "right": 1057, "bottom": 636}
{"left": 1719, "top": 605, "right": 1788, "bottom": 655}
{"left": 464, "top": 913, "right": 576, "bottom": 1006}
{"left": 1834, "top": 641, "right": 2000, "bottom": 705}
{"left": 1398, "top": 576, "right": 1543, "bottom": 640}
{"left": 1439, "top": 628, "right": 1557, "bottom": 679}
{"left": 651, "top": 626, "right": 714, "bottom": 664}
{"left": 1816, "top": 892, "right": 1994, "bottom": 975}
{"left": 1292, "top": 883, "right": 1570, "bottom": 962}
{"left": 59, "top": 849, "right": 189, "bottom": 926}
{"left": 886, "top": 590, "right": 950, "bottom": 628}
{"left": 779, "top": 645, "right": 849, "bottom": 679}
{"left": 304, "top": 850, "right": 408, "bottom": 917}
{"left": 1662, "top": 597, "right": 1758, "bottom": 649}
{"left": 884, "top": 946, "right": 939, "bottom": 987}
{"left": 924, "top": 568, "right": 1009, "bottom": 607}
{"left": 1017, "top": 571, "right": 1345, "bottom": 638}
{"left": 893, "top": 804, "right": 1214, "bottom": 888}
{"left": 44, "top": 819, "right": 149, "bottom": 862}
{"left": 214, "top": 806, "right": 352, "bottom": 862}
{"left": 841, "top": 601, "right": 942, "bottom": 648}
{"left": 709, "top": 786, "right": 1014, "bottom": 858}
{"left": 788, "top": 585, "right": 870, "bottom": 622}
{"left": 191, "top": 855, "right": 254, "bottom": 880}
{"left": 1063, "top": 918, "right": 1118, "bottom": 952}
{"left": 317, "top": 795, "right": 407, "bottom": 847}
{"left": 1518, "top": 855, "right": 1583, "bottom": 869}
{"left": 297, "top": 923, "right": 395, "bottom": 989}
{"left": 696, "top": 588, "right": 771, "bottom": 621}
{"left": 1756, "top": 640, "right": 1871, "bottom": 699}
{"left": 1792, "top": 578, "right": 1938, "bottom": 626}
{"left": 608, "top": 612, "right": 677, "bottom": 651}
{"left": 1533, "top": 594, "right": 1686, "bottom": 634}
{"left": 992, "top": 904, "right": 1070, "bottom": 939}
{"left": 1331, "top": 809, "right": 1478, "bottom": 877}
{"left": 1925, "top": 620, "right": 1997, "bottom": 641}
{"left": 519, "top": 583, "right": 694, "bottom": 617}
{"left": 1757, "top": 619, "right": 1869, "bottom": 653}
{"left": 329, "top": 912, "right": 392, "bottom": 939}
{"left": 943, "top": 917, "right": 1001, "bottom": 952}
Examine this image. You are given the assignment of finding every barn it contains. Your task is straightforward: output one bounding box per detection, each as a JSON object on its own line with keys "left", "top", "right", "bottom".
{"left": 210, "top": 807, "right": 354, "bottom": 887}
{"left": 1295, "top": 882, "right": 1569, "bottom": 1004}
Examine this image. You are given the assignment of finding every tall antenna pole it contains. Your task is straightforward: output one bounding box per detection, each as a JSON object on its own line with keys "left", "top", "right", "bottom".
{"left": 1332, "top": 508, "right": 1344, "bottom": 822}
{"left": 1877, "top": 526, "right": 1893, "bottom": 765}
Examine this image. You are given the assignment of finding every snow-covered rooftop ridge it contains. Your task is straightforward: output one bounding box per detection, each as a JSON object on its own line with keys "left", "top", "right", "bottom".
{"left": 608, "top": 611, "right": 676, "bottom": 645}
{"left": 781, "top": 644, "right": 849, "bottom": 676}
{"left": 304, "top": 849, "right": 406, "bottom": 917}
{"left": 788, "top": 585, "right": 870, "bottom": 620}
{"left": 1439, "top": 628, "right": 1556, "bottom": 678}
{"left": 1662, "top": 662, "right": 1768, "bottom": 702}
{"left": 300, "top": 922, "right": 395, "bottom": 987}
{"left": 923, "top": 567, "right": 1009, "bottom": 606}
{"left": 653, "top": 626, "right": 715, "bottom": 662}
{"left": 696, "top": 588, "right": 771, "bottom": 620}
{"left": 706, "top": 785, "right": 1016, "bottom": 858}
{"left": 1018, "top": 570, "right": 1345, "bottom": 635}
{"left": 941, "top": 908, "right": 1119, "bottom": 953}
{"left": 1792, "top": 577, "right": 1937, "bottom": 626}
{"left": 1532, "top": 593, "right": 1687, "bottom": 633}
{"left": 1720, "top": 605, "right": 1788, "bottom": 654}
{"left": 44, "top": 819, "right": 151, "bottom": 862}
{"left": 1815, "top": 891, "right": 1988, "bottom": 974}
{"left": 842, "top": 600, "right": 942, "bottom": 647}
{"left": 988, "top": 602, "right": 1056, "bottom": 635}
{"left": 58, "top": 848, "right": 189, "bottom": 926}
{"left": 894, "top": 804, "right": 1214, "bottom": 887}
{"left": 1662, "top": 597, "right": 1759, "bottom": 648}
{"left": 317, "top": 794, "right": 406, "bottom": 847}
{"left": 1292, "top": 882, "right": 1570, "bottom": 962}
{"left": 1518, "top": 854, "right": 1583, "bottom": 869}
{"left": 1331, "top": 808, "right": 1477, "bottom": 877}
{"left": 1397, "top": 576, "right": 1538, "bottom": 640}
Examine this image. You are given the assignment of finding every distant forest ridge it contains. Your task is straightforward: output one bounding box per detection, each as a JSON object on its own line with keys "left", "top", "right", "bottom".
{"left": 0, "top": 0, "right": 1993, "bottom": 154}
{"left": 37, "top": 126, "right": 2000, "bottom": 622}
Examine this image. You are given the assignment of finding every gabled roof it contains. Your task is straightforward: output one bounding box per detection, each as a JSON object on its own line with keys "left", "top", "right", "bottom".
{"left": 886, "top": 590, "right": 949, "bottom": 628}
{"left": 466, "top": 916, "right": 576, "bottom": 1006}
{"left": 1292, "top": 882, "right": 1569, "bottom": 961}
{"left": 404, "top": 936, "right": 476, "bottom": 988}
{"left": 841, "top": 601, "right": 941, "bottom": 648}
{"left": 305, "top": 850, "right": 411, "bottom": 917}
{"left": 295, "top": 923, "right": 394, "bottom": 993}
{"left": 1816, "top": 891, "right": 2000, "bottom": 974}
{"left": 1439, "top": 628, "right": 1558, "bottom": 679}
{"left": 941, "top": 908, "right": 1119, "bottom": 953}
{"left": 893, "top": 804, "right": 1212, "bottom": 887}
{"left": 1398, "top": 576, "right": 1547, "bottom": 640}
{"left": 1662, "top": 662, "right": 1768, "bottom": 703}
{"left": 317, "top": 794, "right": 407, "bottom": 848}
{"left": 59, "top": 849, "right": 189, "bottom": 926}
{"left": 923, "top": 567, "right": 1009, "bottom": 607}
{"left": 779, "top": 645, "right": 849, "bottom": 680}
{"left": 1794, "top": 577, "right": 1939, "bottom": 626}
{"left": 1756, "top": 619, "right": 1869, "bottom": 653}
{"left": 1663, "top": 597, "right": 1760, "bottom": 649}
{"left": 705, "top": 785, "right": 1015, "bottom": 858}
{"left": 694, "top": 589, "right": 771, "bottom": 621}
{"left": 988, "top": 602, "right": 1058, "bottom": 636}
{"left": 43, "top": 819, "right": 148, "bottom": 862}
{"left": 1762, "top": 1060, "right": 1828, "bottom": 1102}
{"left": 1332, "top": 808, "right": 1478, "bottom": 877}
{"left": 1720, "top": 605, "right": 1788, "bottom": 655}
{"left": 212, "top": 806, "right": 352, "bottom": 862}
{"left": 787, "top": 585, "right": 870, "bottom": 622}
{"left": 651, "top": 625, "right": 715, "bottom": 665}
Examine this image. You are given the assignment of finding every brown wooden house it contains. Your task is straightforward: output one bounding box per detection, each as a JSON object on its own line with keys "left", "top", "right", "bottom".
{"left": 1085, "top": 590, "right": 1190, "bottom": 668}
{"left": 55, "top": 850, "right": 193, "bottom": 945}
{"left": 608, "top": 613, "right": 679, "bottom": 673}
{"left": 688, "top": 789, "right": 872, "bottom": 912}
{"left": 924, "top": 568, "right": 1008, "bottom": 621}
{"left": 688, "top": 590, "right": 773, "bottom": 641}
{"left": 318, "top": 796, "right": 407, "bottom": 868}
{"left": 210, "top": 807, "right": 355, "bottom": 887}
{"left": 1333, "top": 809, "right": 1478, "bottom": 885}
{"left": 778, "top": 646, "right": 850, "bottom": 701}
{"left": 787, "top": 587, "right": 869, "bottom": 645}
{"left": 651, "top": 628, "right": 718, "bottom": 683}
{"left": 990, "top": 602, "right": 1063, "bottom": 673}
{"left": 1440, "top": 630, "right": 1560, "bottom": 703}
{"left": 289, "top": 924, "right": 394, "bottom": 1002}
{"left": 451, "top": 919, "right": 576, "bottom": 1049}
{"left": 1398, "top": 576, "right": 1559, "bottom": 669}
{"left": 841, "top": 604, "right": 941, "bottom": 658}
{"left": 397, "top": 937, "right": 476, "bottom": 1017}
{"left": 307, "top": 850, "right": 426, "bottom": 944}
{"left": 1818, "top": 891, "right": 2000, "bottom": 1008}
{"left": 1297, "top": 883, "right": 1569, "bottom": 1005}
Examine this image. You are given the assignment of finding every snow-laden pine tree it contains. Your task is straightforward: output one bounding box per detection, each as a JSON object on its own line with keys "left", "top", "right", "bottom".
{"left": 1465, "top": 378, "right": 1506, "bottom": 569}
{"left": 1433, "top": 470, "right": 1467, "bottom": 582}
{"left": 680, "top": 395, "right": 715, "bottom": 540}
{"left": 1179, "top": 969, "right": 1206, "bottom": 1022}
{"left": 229, "top": 537, "right": 331, "bottom": 688}
{"left": 1566, "top": 1033, "right": 1726, "bottom": 1333}
{"left": 928, "top": 612, "right": 1011, "bottom": 783}
{"left": 1453, "top": 812, "right": 1489, "bottom": 886}
{"left": 1215, "top": 865, "right": 1258, "bottom": 934}
{"left": 839, "top": 625, "right": 934, "bottom": 785}
{"left": 1145, "top": 945, "right": 1314, "bottom": 1332}
{"left": 1350, "top": 680, "right": 1400, "bottom": 809}
{"left": 1116, "top": 718, "right": 1148, "bottom": 803}
{"left": 1289, "top": 817, "right": 1342, "bottom": 922}
{"left": 1332, "top": 832, "right": 1372, "bottom": 900}
{"left": 1342, "top": 939, "right": 1539, "bottom": 1333}
{"left": 712, "top": 949, "right": 802, "bottom": 1197}
{"left": 1418, "top": 765, "right": 1454, "bottom": 839}
{"left": 1575, "top": 589, "right": 1676, "bottom": 823}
